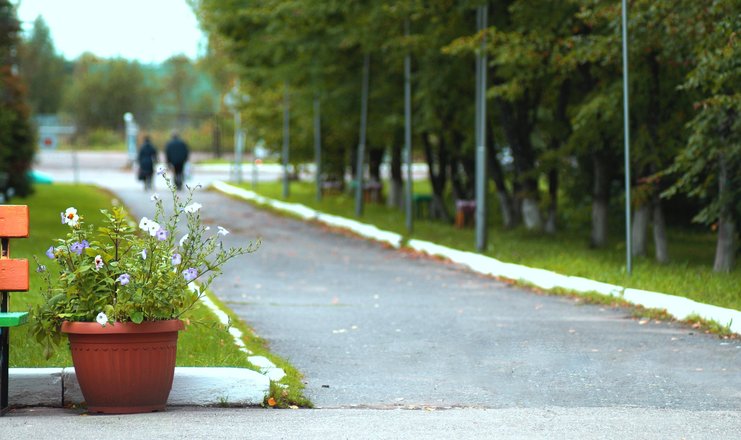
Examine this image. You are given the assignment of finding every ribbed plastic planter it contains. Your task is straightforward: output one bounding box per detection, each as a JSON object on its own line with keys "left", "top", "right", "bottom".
{"left": 61, "top": 319, "right": 184, "bottom": 414}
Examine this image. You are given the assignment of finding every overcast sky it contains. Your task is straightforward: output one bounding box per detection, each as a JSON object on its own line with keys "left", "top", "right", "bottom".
{"left": 14, "top": 0, "right": 205, "bottom": 63}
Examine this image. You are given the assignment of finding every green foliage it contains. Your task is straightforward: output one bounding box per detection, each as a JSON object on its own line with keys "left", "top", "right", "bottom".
{"left": 663, "top": 2, "right": 741, "bottom": 225}
{"left": 61, "top": 55, "right": 156, "bottom": 132}
{"left": 30, "top": 174, "right": 259, "bottom": 358}
{"left": 0, "top": 0, "right": 35, "bottom": 197}
{"left": 18, "top": 16, "right": 65, "bottom": 115}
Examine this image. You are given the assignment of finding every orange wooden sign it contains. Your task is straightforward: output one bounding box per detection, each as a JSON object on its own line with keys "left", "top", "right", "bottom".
{"left": 0, "top": 206, "right": 29, "bottom": 238}
{"left": 0, "top": 259, "right": 29, "bottom": 291}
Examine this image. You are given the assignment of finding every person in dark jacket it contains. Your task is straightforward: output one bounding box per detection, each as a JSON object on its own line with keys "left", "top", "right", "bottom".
{"left": 137, "top": 135, "right": 158, "bottom": 190}
{"left": 165, "top": 131, "right": 190, "bottom": 190}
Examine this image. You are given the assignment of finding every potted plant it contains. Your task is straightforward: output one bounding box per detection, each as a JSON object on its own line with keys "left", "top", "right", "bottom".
{"left": 31, "top": 170, "right": 258, "bottom": 414}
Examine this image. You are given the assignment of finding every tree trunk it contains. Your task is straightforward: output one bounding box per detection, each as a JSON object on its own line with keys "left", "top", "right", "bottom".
{"left": 422, "top": 131, "right": 452, "bottom": 223}
{"left": 544, "top": 167, "right": 558, "bottom": 234}
{"left": 590, "top": 153, "right": 609, "bottom": 248}
{"left": 486, "top": 116, "right": 516, "bottom": 228}
{"left": 387, "top": 140, "right": 403, "bottom": 209}
{"left": 522, "top": 198, "right": 542, "bottom": 231}
{"left": 368, "top": 147, "right": 383, "bottom": 182}
{"left": 714, "top": 157, "right": 736, "bottom": 272}
{"left": 632, "top": 203, "right": 650, "bottom": 256}
{"left": 652, "top": 192, "right": 669, "bottom": 264}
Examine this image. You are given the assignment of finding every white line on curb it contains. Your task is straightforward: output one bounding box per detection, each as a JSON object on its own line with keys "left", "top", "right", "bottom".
{"left": 192, "top": 284, "right": 286, "bottom": 381}
{"left": 212, "top": 180, "right": 740, "bottom": 334}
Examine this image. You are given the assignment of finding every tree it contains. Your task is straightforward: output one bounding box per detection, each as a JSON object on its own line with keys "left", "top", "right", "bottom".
{"left": 0, "top": 0, "right": 34, "bottom": 197}
{"left": 62, "top": 55, "right": 155, "bottom": 132}
{"left": 663, "top": 1, "right": 741, "bottom": 272}
{"left": 18, "top": 16, "right": 66, "bottom": 115}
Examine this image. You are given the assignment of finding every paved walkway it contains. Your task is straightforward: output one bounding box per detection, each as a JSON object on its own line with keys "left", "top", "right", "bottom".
{"left": 5, "top": 152, "right": 740, "bottom": 438}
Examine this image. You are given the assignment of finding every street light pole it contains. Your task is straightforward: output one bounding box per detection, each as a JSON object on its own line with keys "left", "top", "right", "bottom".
{"left": 314, "top": 96, "right": 322, "bottom": 202}
{"left": 475, "top": 5, "right": 488, "bottom": 252}
{"left": 282, "top": 85, "right": 291, "bottom": 199}
{"left": 621, "top": 0, "right": 632, "bottom": 274}
{"left": 404, "top": 18, "right": 414, "bottom": 234}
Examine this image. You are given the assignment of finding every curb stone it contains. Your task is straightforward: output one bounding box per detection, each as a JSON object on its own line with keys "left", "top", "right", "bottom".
{"left": 9, "top": 367, "right": 269, "bottom": 407}
{"left": 212, "top": 180, "right": 740, "bottom": 334}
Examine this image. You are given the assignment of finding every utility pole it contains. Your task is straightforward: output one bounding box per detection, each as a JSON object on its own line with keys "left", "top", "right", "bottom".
{"left": 404, "top": 19, "right": 414, "bottom": 234}
{"left": 282, "top": 85, "right": 290, "bottom": 199}
{"left": 314, "top": 96, "right": 322, "bottom": 202}
{"left": 474, "top": 5, "right": 488, "bottom": 252}
{"left": 621, "top": 0, "right": 632, "bottom": 274}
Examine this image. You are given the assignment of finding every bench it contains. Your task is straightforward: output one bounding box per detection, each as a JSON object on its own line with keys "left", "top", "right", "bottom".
{"left": 412, "top": 194, "right": 432, "bottom": 220}
{"left": 454, "top": 200, "right": 476, "bottom": 228}
{"left": 320, "top": 180, "right": 344, "bottom": 196}
{"left": 0, "top": 205, "right": 29, "bottom": 415}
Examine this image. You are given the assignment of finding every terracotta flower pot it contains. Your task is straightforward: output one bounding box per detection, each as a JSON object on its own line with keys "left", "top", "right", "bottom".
{"left": 61, "top": 319, "right": 185, "bottom": 414}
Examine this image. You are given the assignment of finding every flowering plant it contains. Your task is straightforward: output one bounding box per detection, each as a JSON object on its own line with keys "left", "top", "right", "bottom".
{"left": 31, "top": 172, "right": 259, "bottom": 357}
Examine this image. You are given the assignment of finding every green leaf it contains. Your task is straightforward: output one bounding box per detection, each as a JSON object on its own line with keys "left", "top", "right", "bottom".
{"left": 130, "top": 311, "right": 144, "bottom": 324}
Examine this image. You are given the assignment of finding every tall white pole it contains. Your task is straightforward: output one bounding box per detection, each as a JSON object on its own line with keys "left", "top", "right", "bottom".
{"left": 622, "top": 0, "right": 632, "bottom": 274}
{"left": 475, "top": 5, "right": 488, "bottom": 252}
{"left": 282, "top": 85, "right": 290, "bottom": 199}
{"left": 404, "top": 19, "right": 414, "bottom": 234}
{"left": 314, "top": 96, "right": 322, "bottom": 202}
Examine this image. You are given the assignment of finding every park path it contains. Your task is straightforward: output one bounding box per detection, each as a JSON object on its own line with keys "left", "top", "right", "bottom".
{"left": 22, "top": 151, "right": 740, "bottom": 438}
{"left": 108, "top": 181, "right": 740, "bottom": 411}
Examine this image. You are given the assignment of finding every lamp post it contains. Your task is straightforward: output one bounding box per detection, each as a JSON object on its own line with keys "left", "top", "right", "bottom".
{"left": 123, "top": 112, "right": 138, "bottom": 167}
{"left": 225, "top": 82, "right": 249, "bottom": 183}
{"left": 621, "top": 0, "right": 632, "bottom": 275}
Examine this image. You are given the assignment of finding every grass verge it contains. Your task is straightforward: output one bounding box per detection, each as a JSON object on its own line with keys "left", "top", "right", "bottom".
{"left": 8, "top": 184, "right": 314, "bottom": 407}
{"left": 232, "top": 180, "right": 740, "bottom": 312}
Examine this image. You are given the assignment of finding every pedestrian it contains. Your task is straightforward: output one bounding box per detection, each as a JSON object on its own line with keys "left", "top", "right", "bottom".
{"left": 137, "top": 135, "right": 158, "bottom": 190}
{"left": 165, "top": 130, "right": 190, "bottom": 190}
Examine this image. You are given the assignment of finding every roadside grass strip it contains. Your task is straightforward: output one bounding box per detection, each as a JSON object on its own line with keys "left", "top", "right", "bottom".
{"left": 213, "top": 180, "right": 740, "bottom": 335}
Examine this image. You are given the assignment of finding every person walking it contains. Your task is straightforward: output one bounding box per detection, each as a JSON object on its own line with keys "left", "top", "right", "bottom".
{"left": 137, "top": 135, "right": 158, "bottom": 190}
{"left": 165, "top": 131, "right": 190, "bottom": 190}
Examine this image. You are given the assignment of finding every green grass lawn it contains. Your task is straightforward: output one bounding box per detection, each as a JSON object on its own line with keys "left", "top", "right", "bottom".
{"left": 6, "top": 185, "right": 298, "bottom": 382}
{"left": 235, "top": 180, "right": 740, "bottom": 311}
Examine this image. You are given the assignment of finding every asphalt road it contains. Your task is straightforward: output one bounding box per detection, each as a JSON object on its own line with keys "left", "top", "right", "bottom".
{"left": 5, "top": 153, "right": 738, "bottom": 438}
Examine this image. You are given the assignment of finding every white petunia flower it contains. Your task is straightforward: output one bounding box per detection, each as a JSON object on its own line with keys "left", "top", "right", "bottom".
{"left": 139, "top": 216, "right": 151, "bottom": 231}
{"left": 96, "top": 312, "right": 108, "bottom": 327}
{"left": 217, "top": 226, "right": 230, "bottom": 236}
{"left": 94, "top": 255, "right": 104, "bottom": 270}
{"left": 184, "top": 203, "right": 202, "bottom": 213}
{"left": 147, "top": 220, "right": 160, "bottom": 237}
{"left": 64, "top": 207, "right": 79, "bottom": 227}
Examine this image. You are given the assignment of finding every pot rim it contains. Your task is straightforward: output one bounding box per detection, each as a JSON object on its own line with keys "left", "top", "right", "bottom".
{"left": 61, "top": 319, "right": 184, "bottom": 335}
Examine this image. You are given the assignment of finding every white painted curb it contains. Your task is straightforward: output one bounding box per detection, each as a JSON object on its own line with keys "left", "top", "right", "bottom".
{"left": 212, "top": 181, "right": 740, "bottom": 334}
{"left": 8, "top": 367, "right": 269, "bottom": 407}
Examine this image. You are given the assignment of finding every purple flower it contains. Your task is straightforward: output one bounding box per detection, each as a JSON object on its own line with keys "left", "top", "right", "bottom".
{"left": 156, "top": 228, "right": 168, "bottom": 241}
{"left": 36, "top": 265, "right": 47, "bottom": 273}
{"left": 45, "top": 246, "right": 55, "bottom": 259}
{"left": 81, "top": 240, "right": 90, "bottom": 249}
{"left": 70, "top": 241, "right": 84, "bottom": 255}
{"left": 172, "top": 253, "right": 182, "bottom": 265}
{"left": 116, "top": 273, "right": 131, "bottom": 286}
{"left": 182, "top": 267, "right": 198, "bottom": 282}
{"left": 60, "top": 212, "right": 66, "bottom": 224}
{"left": 140, "top": 249, "right": 147, "bottom": 260}
{"left": 156, "top": 165, "right": 166, "bottom": 176}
